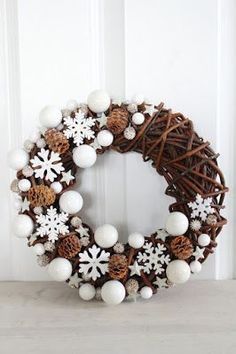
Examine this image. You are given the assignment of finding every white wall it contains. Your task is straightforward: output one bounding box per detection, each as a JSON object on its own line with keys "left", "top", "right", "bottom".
{"left": 0, "top": 0, "right": 235, "bottom": 280}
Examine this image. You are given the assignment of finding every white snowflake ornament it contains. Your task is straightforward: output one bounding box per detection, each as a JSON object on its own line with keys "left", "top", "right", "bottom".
{"left": 30, "top": 148, "right": 64, "bottom": 182}
{"left": 137, "top": 242, "right": 170, "bottom": 275}
{"left": 78, "top": 245, "right": 110, "bottom": 281}
{"left": 63, "top": 111, "right": 96, "bottom": 146}
{"left": 188, "top": 194, "right": 213, "bottom": 221}
{"left": 36, "top": 206, "right": 69, "bottom": 243}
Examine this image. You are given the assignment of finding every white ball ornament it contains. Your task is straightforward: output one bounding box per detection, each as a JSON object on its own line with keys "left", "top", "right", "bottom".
{"left": 8, "top": 148, "right": 29, "bottom": 170}
{"left": 94, "top": 224, "right": 118, "bottom": 248}
{"left": 66, "top": 99, "right": 78, "bottom": 111}
{"left": 165, "top": 212, "right": 189, "bottom": 236}
{"left": 132, "top": 93, "right": 144, "bottom": 105}
{"left": 39, "top": 105, "right": 62, "bottom": 128}
{"left": 79, "top": 283, "right": 96, "bottom": 301}
{"left": 101, "top": 280, "right": 125, "bottom": 305}
{"left": 13, "top": 214, "right": 34, "bottom": 238}
{"left": 18, "top": 179, "right": 31, "bottom": 192}
{"left": 140, "top": 286, "right": 153, "bottom": 299}
{"left": 33, "top": 243, "right": 45, "bottom": 256}
{"left": 97, "top": 130, "right": 113, "bottom": 147}
{"left": 51, "top": 181, "right": 63, "bottom": 194}
{"left": 87, "top": 89, "right": 110, "bottom": 113}
{"left": 29, "top": 129, "right": 41, "bottom": 143}
{"left": 48, "top": 257, "right": 72, "bottom": 281}
{"left": 190, "top": 260, "right": 202, "bottom": 274}
{"left": 73, "top": 145, "right": 97, "bottom": 168}
{"left": 166, "top": 260, "right": 191, "bottom": 284}
{"left": 132, "top": 112, "right": 145, "bottom": 125}
{"left": 198, "top": 233, "right": 211, "bottom": 247}
{"left": 128, "top": 232, "right": 145, "bottom": 249}
{"left": 59, "top": 191, "right": 83, "bottom": 214}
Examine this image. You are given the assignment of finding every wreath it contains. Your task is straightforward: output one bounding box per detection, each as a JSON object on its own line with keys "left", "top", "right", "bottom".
{"left": 9, "top": 90, "right": 228, "bottom": 305}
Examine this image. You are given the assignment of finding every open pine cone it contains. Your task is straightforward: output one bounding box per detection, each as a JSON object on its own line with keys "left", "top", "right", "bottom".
{"left": 45, "top": 128, "right": 69, "bottom": 154}
{"left": 58, "top": 233, "right": 81, "bottom": 259}
{"left": 170, "top": 236, "right": 193, "bottom": 260}
{"left": 108, "top": 254, "right": 128, "bottom": 280}
{"left": 107, "top": 108, "right": 129, "bottom": 135}
{"left": 28, "top": 185, "right": 56, "bottom": 207}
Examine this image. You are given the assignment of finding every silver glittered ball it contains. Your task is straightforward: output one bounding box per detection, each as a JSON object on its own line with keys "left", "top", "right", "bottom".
{"left": 71, "top": 216, "right": 82, "bottom": 228}
{"left": 127, "top": 103, "right": 138, "bottom": 114}
{"left": 80, "top": 236, "right": 90, "bottom": 247}
{"left": 44, "top": 241, "right": 56, "bottom": 252}
{"left": 22, "top": 165, "right": 34, "bottom": 177}
{"left": 61, "top": 108, "right": 71, "bottom": 118}
{"left": 37, "top": 254, "right": 50, "bottom": 267}
{"left": 124, "top": 126, "right": 136, "bottom": 140}
{"left": 125, "top": 278, "right": 139, "bottom": 295}
{"left": 113, "top": 242, "right": 125, "bottom": 254}
{"left": 33, "top": 206, "right": 43, "bottom": 215}
{"left": 10, "top": 179, "right": 20, "bottom": 193}
{"left": 36, "top": 138, "right": 46, "bottom": 148}
{"left": 23, "top": 139, "right": 35, "bottom": 153}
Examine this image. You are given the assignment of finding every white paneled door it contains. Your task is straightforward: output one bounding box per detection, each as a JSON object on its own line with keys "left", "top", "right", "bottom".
{"left": 1, "top": 0, "right": 235, "bottom": 280}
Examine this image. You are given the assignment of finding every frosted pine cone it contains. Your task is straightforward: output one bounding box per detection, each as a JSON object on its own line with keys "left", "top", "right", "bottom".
{"left": 28, "top": 185, "right": 56, "bottom": 207}
{"left": 108, "top": 254, "right": 128, "bottom": 280}
{"left": 107, "top": 108, "right": 129, "bottom": 135}
{"left": 124, "top": 126, "right": 136, "bottom": 140}
{"left": 45, "top": 128, "right": 69, "bottom": 154}
{"left": 113, "top": 242, "right": 125, "bottom": 254}
{"left": 58, "top": 234, "right": 81, "bottom": 259}
{"left": 170, "top": 236, "right": 193, "bottom": 260}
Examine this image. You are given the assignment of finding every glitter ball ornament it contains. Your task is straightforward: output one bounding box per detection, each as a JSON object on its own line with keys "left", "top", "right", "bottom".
{"left": 33, "top": 206, "right": 43, "bottom": 215}
{"left": 37, "top": 254, "right": 50, "bottom": 267}
{"left": 125, "top": 278, "right": 139, "bottom": 295}
{"left": 108, "top": 254, "right": 128, "bottom": 280}
{"left": 10, "top": 179, "right": 20, "bottom": 193}
{"left": 113, "top": 242, "right": 125, "bottom": 254}
{"left": 190, "top": 219, "right": 201, "bottom": 231}
{"left": 36, "top": 138, "right": 46, "bottom": 149}
{"left": 206, "top": 214, "right": 217, "bottom": 226}
{"left": 44, "top": 241, "right": 56, "bottom": 252}
{"left": 127, "top": 103, "right": 138, "bottom": 114}
{"left": 170, "top": 236, "right": 193, "bottom": 260}
{"left": 23, "top": 140, "right": 35, "bottom": 153}
{"left": 22, "top": 165, "right": 34, "bottom": 178}
{"left": 71, "top": 216, "right": 82, "bottom": 228}
{"left": 124, "top": 126, "right": 136, "bottom": 140}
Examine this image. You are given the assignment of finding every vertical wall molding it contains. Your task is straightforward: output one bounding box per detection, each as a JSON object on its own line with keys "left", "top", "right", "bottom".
{"left": 215, "top": 0, "right": 236, "bottom": 279}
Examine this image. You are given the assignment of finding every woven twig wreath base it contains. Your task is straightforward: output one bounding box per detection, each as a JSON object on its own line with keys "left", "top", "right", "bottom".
{"left": 9, "top": 92, "right": 228, "bottom": 305}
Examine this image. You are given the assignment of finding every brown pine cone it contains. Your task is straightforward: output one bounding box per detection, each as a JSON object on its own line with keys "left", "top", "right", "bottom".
{"left": 58, "top": 233, "right": 81, "bottom": 259}
{"left": 28, "top": 185, "right": 56, "bottom": 207}
{"left": 107, "top": 108, "right": 129, "bottom": 135}
{"left": 108, "top": 254, "right": 128, "bottom": 280}
{"left": 45, "top": 128, "right": 69, "bottom": 154}
{"left": 170, "top": 236, "right": 193, "bottom": 260}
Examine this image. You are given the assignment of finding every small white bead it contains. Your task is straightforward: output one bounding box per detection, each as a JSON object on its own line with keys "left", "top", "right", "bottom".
{"left": 128, "top": 232, "right": 145, "bottom": 249}
{"left": 33, "top": 243, "right": 45, "bottom": 256}
{"left": 73, "top": 145, "right": 97, "bottom": 168}
{"left": 132, "top": 112, "right": 145, "bottom": 125}
{"left": 140, "top": 286, "right": 153, "bottom": 299}
{"left": 97, "top": 130, "right": 113, "bottom": 147}
{"left": 51, "top": 181, "right": 63, "bottom": 194}
{"left": 94, "top": 224, "right": 118, "bottom": 248}
{"left": 79, "top": 284, "right": 96, "bottom": 301}
{"left": 132, "top": 93, "right": 144, "bottom": 105}
{"left": 87, "top": 90, "right": 110, "bottom": 113}
{"left": 198, "top": 233, "right": 211, "bottom": 247}
{"left": 165, "top": 212, "right": 189, "bottom": 236}
{"left": 190, "top": 260, "right": 202, "bottom": 273}
{"left": 101, "top": 280, "right": 125, "bottom": 305}
{"left": 8, "top": 148, "right": 29, "bottom": 171}
{"left": 66, "top": 99, "right": 78, "bottom": 111}
{"left": 18, "top": 179, "right": 31, "bottom": 192}
{"left": 39, "top": 106, "right": 62, "bottom": 128}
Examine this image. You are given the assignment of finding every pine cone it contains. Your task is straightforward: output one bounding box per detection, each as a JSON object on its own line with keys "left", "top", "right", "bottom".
{"left": 107, "top": 108, "right": 129, "bottom": 135}
{"left": 58, "top": 233, "right": 81, "bottom": 259}
{"left": 28, "top": 185, "right": 56, "bottom": 207}
{"left": 108, "top": 254, "right": 128, "bottom": 280}
{"left": 45, "top": 129, "right": 69, "bottom": 154}
{"left": 170, "top": 236, "right": 193, "bottom": 260}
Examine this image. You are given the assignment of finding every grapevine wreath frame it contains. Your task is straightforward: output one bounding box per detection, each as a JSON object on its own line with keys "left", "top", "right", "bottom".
{"left": 9, "top": 90, "right": 228, "bottom": 305}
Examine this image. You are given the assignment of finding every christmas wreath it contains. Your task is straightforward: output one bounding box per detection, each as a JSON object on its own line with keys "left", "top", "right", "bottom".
{"left": 9, "top": 90, "right": 228, "bottom": 305}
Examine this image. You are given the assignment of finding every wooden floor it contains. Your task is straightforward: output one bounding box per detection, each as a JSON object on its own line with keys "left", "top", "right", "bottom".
{"left": 0, "top": 281, "right": 235, "bottom": 354}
